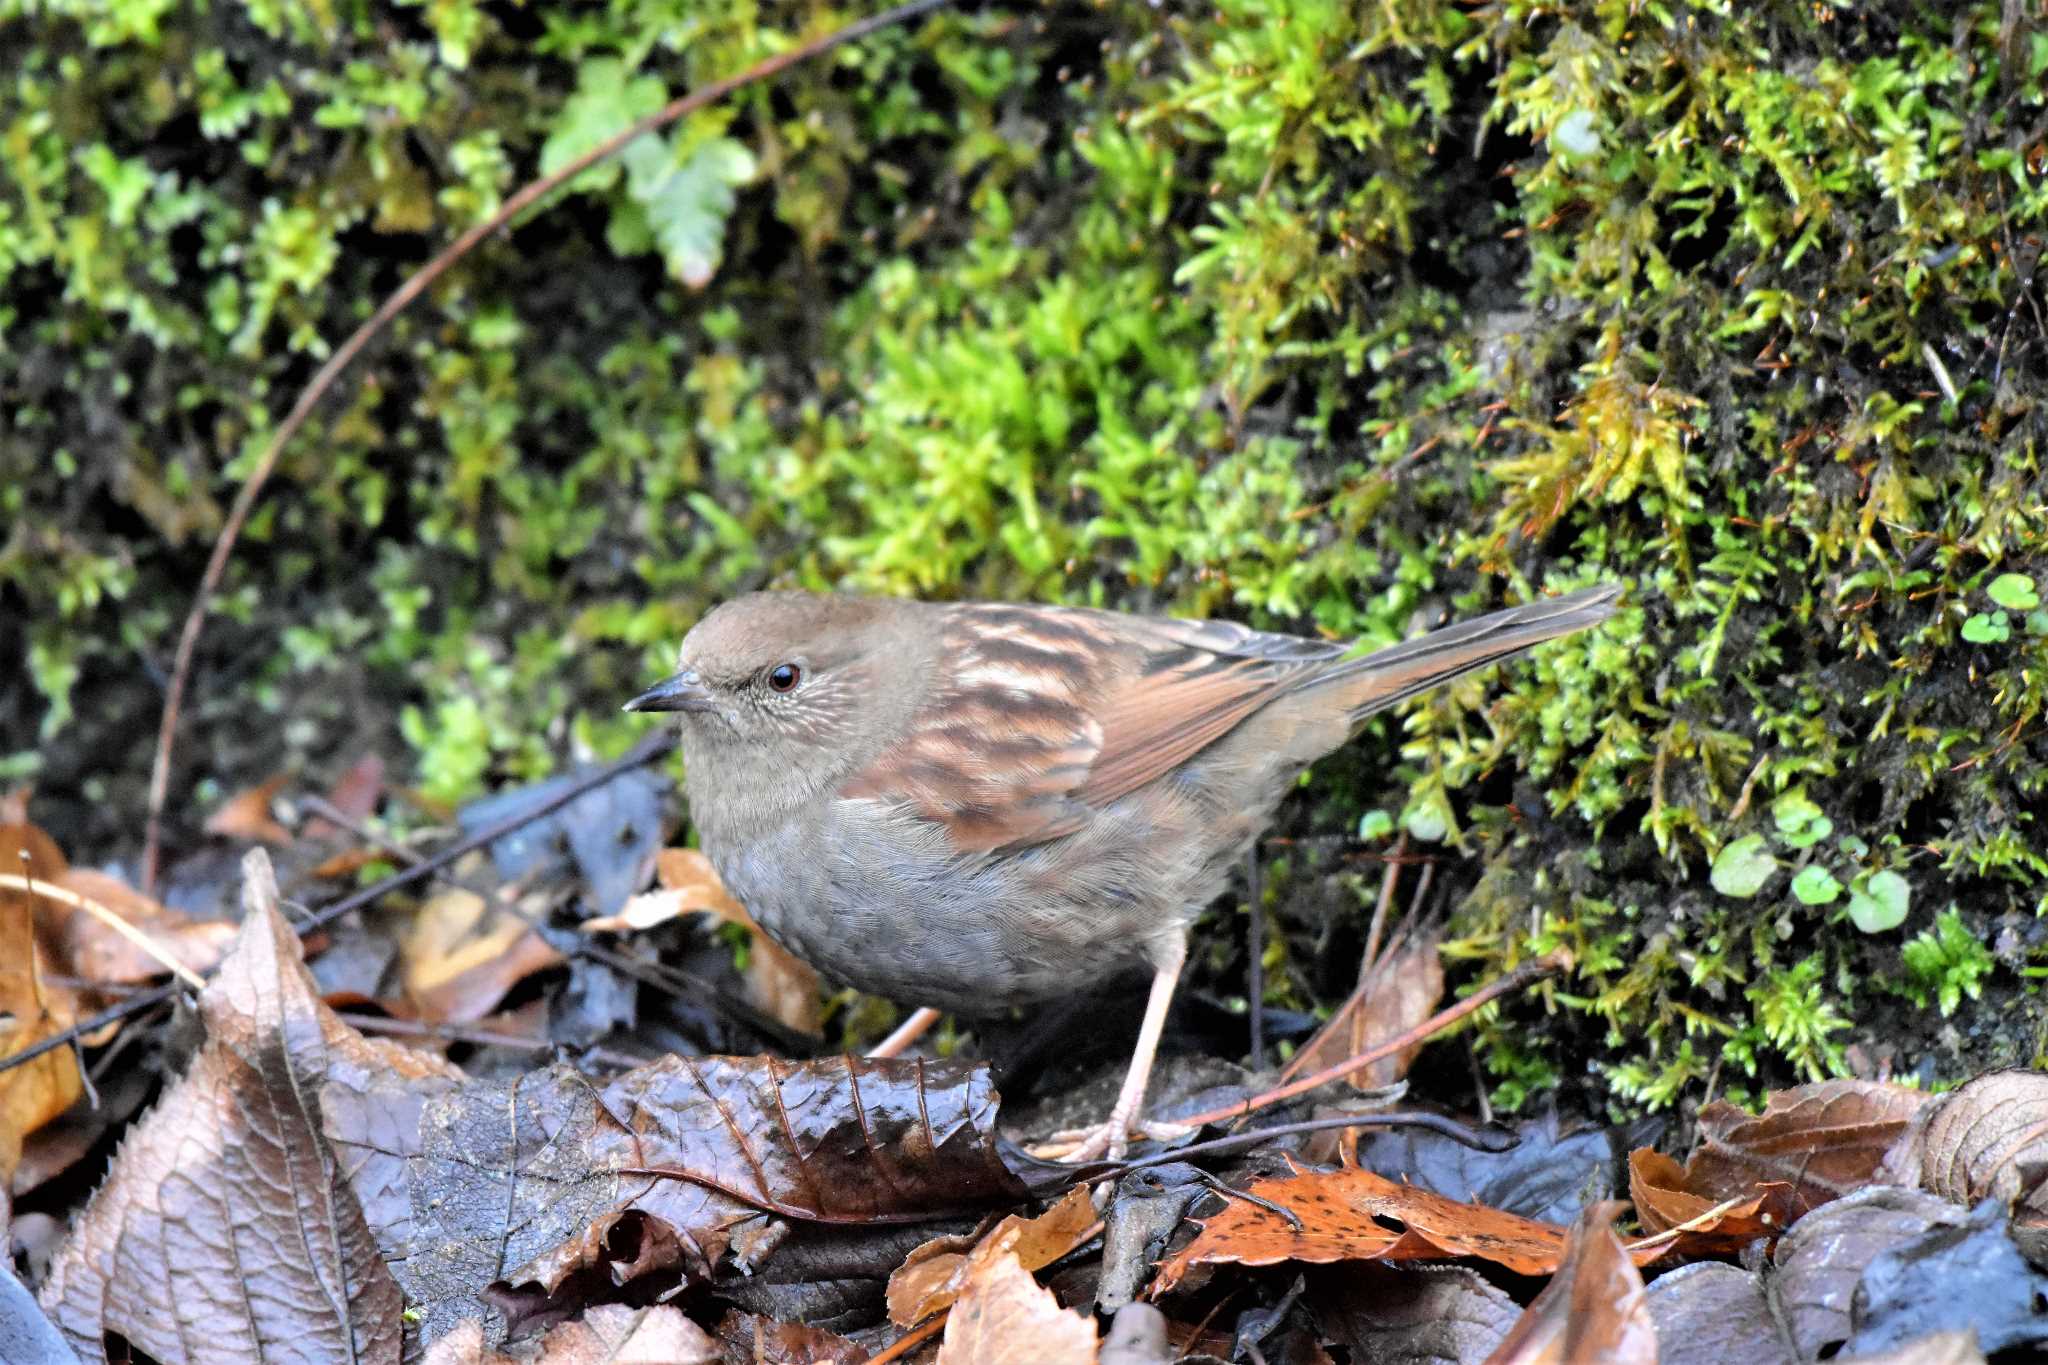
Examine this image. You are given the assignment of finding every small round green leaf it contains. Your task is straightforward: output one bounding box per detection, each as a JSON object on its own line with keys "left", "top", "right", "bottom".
{"left": 1404, "top": 802, "right": 1448, "bottom": 844}
{"left": 1711, "top": 835, "right": 1778, "bottom": 898}
{"left": 1988, "top": 573, "right": 2039, "bottom": 611}
{"left": 1961, "top": 611, "right": 2011, "bottom": 644}
{"left": 1791, "top": 865, "right": 1842, "bottom": 905}
{"left": 1848, "top": 869, "right": 1912, "bottom": 933}
{"left": 1358, "top": 810, "right": 1395, "bottom": 840}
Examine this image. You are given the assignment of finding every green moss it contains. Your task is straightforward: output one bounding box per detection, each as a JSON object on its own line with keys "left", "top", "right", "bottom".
{"left": 6, "top": 0, "right": 2048, "bottom": 1108}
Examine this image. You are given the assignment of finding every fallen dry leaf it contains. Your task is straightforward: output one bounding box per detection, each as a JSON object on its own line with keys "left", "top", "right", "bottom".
{"left": 1683, "top": 1080, "right": 1926, "bottom": 1220}
{"left": 1282, "top": 922, "right": 1444, "bottom": 1090}
{"left": 1629, "top": 1147, "right": 1799, "bottom": 1253}
{"left": 423, "top": 1304, "right": 719, "bottom": 1364}
{"left": 401, "top": 885, "right": 565, "bottom": 1024}
{"left": 1485, "top": 1201, "right": 1654, "bottom": 1364}
{"left": 889, "top": 1184, "right": 1099, "bottom": 1326}
{"left": 37, "top": 850, "right": 442, "bottom": 1364}
{"left": 203, "top": 771, "right": 293, "bottom": 844}
{"left": 937, "top": 1247, "right": 1098, "bottom": 1365}
{"left": 0, "top": 823, "right": 82, "bottom": 1184}
{"left": 590, "top": 848, "right": 821, "bottom": 1037}
{"left": 1149, "top": 1158, "right": 1613, "bottom": 1296}
{"left": 1882, "top": 1070, "right": 2048, "bottom": 1216}
{"left": 57, "top": 868, "right": 235, "bottom": 987}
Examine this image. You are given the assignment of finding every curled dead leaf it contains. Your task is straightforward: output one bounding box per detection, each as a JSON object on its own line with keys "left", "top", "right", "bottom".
{"left": 889, "top": 1184, "right": 1099, "bottom": 1326}
{"left": 1883, "top": 1070, "right": 2048, "bottom": 1215}
{"left": 1685, "top": 1080, "right": 1927, "bottom": 1220}
{"left": 1487, "top": 1200, "right": 1655, "bottom": 1365}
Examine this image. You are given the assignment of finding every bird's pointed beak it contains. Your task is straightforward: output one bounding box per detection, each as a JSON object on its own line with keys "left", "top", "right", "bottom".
{"left": 623, "top": 669, "right": 717, "bottom": 714}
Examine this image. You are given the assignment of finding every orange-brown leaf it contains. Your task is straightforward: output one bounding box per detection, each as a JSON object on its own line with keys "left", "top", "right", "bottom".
{"left": 1485, "top": 1201, "right": 1655, "bottom": 1365}
{"left": 0, "top": 822, "right": 82, "bottom": 1183}
{"left": 203, "top": 771, "right": 293, "bottom": 844}
{"left": 1148, "top": 1159, "right": 1593, "bottom": 1296}
{"left": 889, "top": 1185, "right": 1098, "bottom": 1326}
{"left": 1628, "top": 1147, "right": 1799, "bottom": 1253}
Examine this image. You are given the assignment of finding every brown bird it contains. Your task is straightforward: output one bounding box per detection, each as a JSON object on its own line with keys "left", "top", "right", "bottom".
{"left": 626, "top": 584, "right": 1618, "bottom": 1158}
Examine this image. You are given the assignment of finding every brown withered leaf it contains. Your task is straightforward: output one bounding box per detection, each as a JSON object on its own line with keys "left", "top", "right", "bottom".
{"left": 1629, "top": 1147, "right": 1800, "bottom": 1252}
{"left": 890, "top": 1185, "right": 1098, "bottom": 1326}
{"left": 203, "top": 771, "right": 293, "bottom": 844}
{"left": 423, "top": 1305, "right": 719, "bottom": 1365}
{"left": 57, "top": 868, "right": 235, "bottom": 988}
{"left": 37, "top": 850, "right": 456, "bottom": 1365}
{"left": 1487, "top": 1201, "right": 1654, "bottom": 1365}
{"left": 305, "top": 754, "right": 387, "bottom": 839}
{"left": 1685, "top": 1080, "right": 1926, "bottom": 1219}
{"left": 589, "top": 848, "right": 822, "bottom": 1038}
{"left": 364, "top": 1051, "right": 1029, "bottom": 1347}
{"left": 1148, "top": 1159, "right": 1614, "bottom": 1296}
{"left": 0, "top": 823, "right": 82, "bottom": 1184}
{"left": 937, "top": 1248, "right": 1098, "bottom": 1365}
{"left": 1881, "top": 1070, "right": 2048, "bottom": 1215}
{"left": 400, "top": 885, "right": 565, "bottom": 1024}
{"left": 715, "top": 1309, "right": 871, "bottom": 1364}
{"left": 1282, "top": 922, "right": 1444, "bottom": 1091}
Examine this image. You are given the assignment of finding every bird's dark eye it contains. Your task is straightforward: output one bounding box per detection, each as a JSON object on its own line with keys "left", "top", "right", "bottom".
{"left": 767, "top": 663, "right": 801, "bottom": 693}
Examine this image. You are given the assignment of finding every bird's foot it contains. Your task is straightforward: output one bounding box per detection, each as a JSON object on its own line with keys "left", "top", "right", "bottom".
{"left": 1030, "top": 1117, "right": 1195, "bottom": 1164}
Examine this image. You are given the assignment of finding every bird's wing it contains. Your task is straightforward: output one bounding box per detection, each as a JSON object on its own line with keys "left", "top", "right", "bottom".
{"left": 838, "top": 604, "right": 1342, "bottom": 852}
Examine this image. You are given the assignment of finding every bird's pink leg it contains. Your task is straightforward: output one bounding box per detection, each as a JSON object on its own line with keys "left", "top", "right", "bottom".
{"left": 1051, "top": 937, "right": 1189, "bottom": 1163}
{"left": 866, "top": 1005, "right": 942, "bottom": 1059}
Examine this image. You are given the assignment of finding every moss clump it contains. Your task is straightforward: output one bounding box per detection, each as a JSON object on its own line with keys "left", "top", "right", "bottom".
{"left": 5, "top": 0, "right": 2047, "bottom": 1113}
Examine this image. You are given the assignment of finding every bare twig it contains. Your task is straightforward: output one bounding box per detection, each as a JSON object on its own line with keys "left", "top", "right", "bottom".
{"left": 142, "top": 0, "right": 957, "bottom": 891}
{"left": 1169, "top": 952, "right": 1570, "bottom": 1130}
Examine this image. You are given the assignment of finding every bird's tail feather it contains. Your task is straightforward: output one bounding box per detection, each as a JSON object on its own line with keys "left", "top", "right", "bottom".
{"left": 1314, "top": 583, "right": 1621, "bottom": 724}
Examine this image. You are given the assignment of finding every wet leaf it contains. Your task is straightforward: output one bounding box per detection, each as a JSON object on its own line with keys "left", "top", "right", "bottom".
{"left": 423, "top": 1305, "right": 719, "bottom": 1364}
{"left": 1683, "top": 1080, "right": 1926, "bottom": 1219}
{"left": 1485, "top": 1201, "right": 1654, "bottom": 1364}
{"left": 889, "top": 1185, "right": 1099, "bottom": 1326}
{"left": 1306, "top": 1263, "right": 1517, "bottom": 1365}
{"left": 460, "top": 765, "right": 664, "bottom": 918}
{"left": 1843, "top": 1197, "right": 2048, "bottom": 1358}
{"left": 1148, "top": 1159, "right": 1615, "bottom": 1296}
{"left": 1354, "top": 1109, "right": 1656, "bottom": 1225}
{"left": 38, "top": 851, "right": 430, "bottom": 1365}
{"left": 361, "top": 1051, "right": 1028, "bottom": 1346}
{"left": 1645, "top": 1186, "right": 1970, "bottom": 1364}
{"left": 0, "top": 823, "right": 82, "bottom": 1183}
{"left": 937, "top": 1247, "right": 1098, "bottom": 1365}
